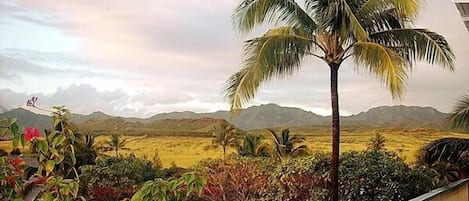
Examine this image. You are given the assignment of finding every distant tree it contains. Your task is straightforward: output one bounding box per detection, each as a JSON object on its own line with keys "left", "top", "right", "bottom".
{"left": 237, "top": 134, "right": 269, "bottom": 157}
{"left": 99, "top": 134, "right": 131, "bottom": 158}
{"left": 205, "top": 121, "right": 239, "bottom": 160}
{"left": 267, "top": 128, "right": 308, "bottom": 161}
{"left": 367, "top": 133, "right": 386, "bottom": 151}
{"left": 450, "top": 95, "right": 469, "bottom": 130}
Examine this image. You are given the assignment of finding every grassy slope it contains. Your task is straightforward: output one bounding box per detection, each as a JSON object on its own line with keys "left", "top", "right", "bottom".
{"left": 1, "top": 126, "right": 468, "bottom": 168}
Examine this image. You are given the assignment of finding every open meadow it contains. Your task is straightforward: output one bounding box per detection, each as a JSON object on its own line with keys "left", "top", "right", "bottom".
{"left": 122, "top": 127, "right": 469, "bottom": 167}
{"left": 4, "top": 126, "right": 466, "bottom": 168}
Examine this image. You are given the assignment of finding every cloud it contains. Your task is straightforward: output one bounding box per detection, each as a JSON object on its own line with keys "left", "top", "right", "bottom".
{"left": 0, "top": 0, "right": 468, "bottom": 117}
{"left": 0, "top": 84, "right": 228, "bottom": 117}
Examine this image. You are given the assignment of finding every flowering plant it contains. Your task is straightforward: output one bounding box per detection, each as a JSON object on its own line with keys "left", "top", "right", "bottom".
{"left": 24, "top": 127, "right": 41, "bottom": 142}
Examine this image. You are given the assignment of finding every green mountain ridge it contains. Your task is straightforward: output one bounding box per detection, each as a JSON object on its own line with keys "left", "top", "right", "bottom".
{"left": 0, "top": 104, "right": 451, "bottom": 133}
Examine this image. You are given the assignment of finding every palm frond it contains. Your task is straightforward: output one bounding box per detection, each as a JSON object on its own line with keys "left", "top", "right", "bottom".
{"left": 371, "top": 29, "right": 455, "bottom": 69}
{"left": 342, "top": 1, "right": 369, "bottom": 41}
{"left": 353, "top": 41, "right": 407, "bottom": 98}
{"left": 358, "top": 0, "right": 389, "bottom": 15}
{"left": 389, "top": 0, "right": 422, "bottom": 20}
{"left": 450, "top": 95, "right": 469, "bottom": 129}
{"left": 359, "top": 6, "right": 403, "bottom": 33}
{"left": 224, "top": 27, "right": 314, "bottom": 111}
{"left": 421, "top": 138, "right": 469, "bottom": 165}
{"left": 234, "top": 0, "right": 316, "bottom": 33}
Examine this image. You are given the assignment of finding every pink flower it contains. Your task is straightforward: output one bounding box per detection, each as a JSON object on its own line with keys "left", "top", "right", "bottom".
{"left": 25, "top": 127, "right": 40, "bottom": 142}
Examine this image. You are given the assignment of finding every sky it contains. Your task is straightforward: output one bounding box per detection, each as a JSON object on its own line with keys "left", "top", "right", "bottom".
{"left": 0, "top": 0, "right": 468, "bottom": 117}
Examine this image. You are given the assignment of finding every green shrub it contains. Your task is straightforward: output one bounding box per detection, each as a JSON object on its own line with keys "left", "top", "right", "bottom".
{"left": 131, "top": 172, "right": 205, "bottom": 201}
{"left": 339, "top": 150, "right": 433, "bottom": 201}
{"left": 261, "top": 152, "right": 330, "bottom": 201}
{"left": 79, "top": 155, "right": 160, "bottom": 200}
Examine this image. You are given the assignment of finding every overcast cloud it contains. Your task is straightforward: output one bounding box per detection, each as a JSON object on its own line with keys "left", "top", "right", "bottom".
{"left": 0, "top": 0, "right": 468, "bottom": 117}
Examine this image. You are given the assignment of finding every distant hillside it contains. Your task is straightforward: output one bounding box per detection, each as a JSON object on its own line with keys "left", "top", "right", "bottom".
{"left": 342, "top": 105, "right": 449, "bottom": 127}
{"left": 72, "top": 111, "right": 114, "bottom": 123}
{"left": 0, "top": 108, "right": 51, "bottom": 131}
{"left": 77, "top": 117, "right": 243, "bottom": 137}
{"left": 0, "top": 104, "right": 452, "bottom": 131}
{"left": 147, "top": 103, "right": 327, "bottom": 130}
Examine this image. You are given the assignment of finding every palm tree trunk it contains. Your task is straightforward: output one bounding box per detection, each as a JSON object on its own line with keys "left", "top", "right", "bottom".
{"left": 329, "top": 63, "right": 340, "bottom": 201}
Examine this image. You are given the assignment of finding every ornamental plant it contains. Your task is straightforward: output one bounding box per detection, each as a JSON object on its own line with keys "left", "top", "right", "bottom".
{"left": 18, "top": 97, "right": 81, "bottom": 201}
{"left": 131, "top": 172, "right": 206, "bottom": 201}
{"left": 0, "top": 118, "right": 24, "bottom": 200}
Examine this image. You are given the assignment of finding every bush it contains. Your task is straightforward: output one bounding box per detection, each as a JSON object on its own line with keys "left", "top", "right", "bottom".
{"left": 91, "top": 186, "right": 136, "bottom": 201}
{"left": 196, "top": 151, "right": 433, "bottom": 201}
{"left": 339, "top": 150, "right": 433, "bottom": 201}
{"left": 261, "top": 153, "right": 330, "bottom": 201}
{"left": 79, "top": 155, "right": 160, "bottom": 200}
{"left": 199, "top": 158, "right": 271, "bottom": 201}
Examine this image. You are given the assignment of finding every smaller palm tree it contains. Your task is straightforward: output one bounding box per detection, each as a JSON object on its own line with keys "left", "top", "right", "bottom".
{"left": 237, "top": 134, "right": 269, "bottom": 157}
{"left": 450, "top": 95, "right": 469, "bottom": 130}
{"left": 267, "top": 128, "right": 308, "bottom": 161}
{"left": 205, "top": 121, "right": 239, "bottom": 160}
{"left": 99, "top": 134, "right": 131, "bottom": 158}
{"left": 367, "top": 133, "right": 386, "bottom": 151}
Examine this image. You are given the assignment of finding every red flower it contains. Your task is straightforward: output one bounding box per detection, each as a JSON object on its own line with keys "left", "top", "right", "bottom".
{"left": 8, "top": 157, "right": 24, "bottom": 174}
{"left": 25, "top": 127, "right": 40, "bottom": 142}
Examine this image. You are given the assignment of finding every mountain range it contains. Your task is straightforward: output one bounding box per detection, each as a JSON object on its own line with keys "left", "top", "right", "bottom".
{"left": 0, "top": 104, "right": 450, "bottom": 132}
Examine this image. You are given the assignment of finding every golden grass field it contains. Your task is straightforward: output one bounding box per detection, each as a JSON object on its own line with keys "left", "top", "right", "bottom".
{"left": 1, "top": 126, "right": 468, "bottom": 168}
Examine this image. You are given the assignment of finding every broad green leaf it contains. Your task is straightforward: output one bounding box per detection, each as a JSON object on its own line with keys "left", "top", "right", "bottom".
{"left": 56, "top": 155, "right": 65, "bottom": 164}
{"left": 10, "top": 123, "right": 19, "bottom": 135}
{"left": 13, "top": 135, "right": 19, "bottom": 148}
{"left": 53, "top": 118, "right": 61, "bottom": 128}
{"left": 45, "top": 160, "right": 55, "bottom": 174}
{"left": 68, "top": 145, "right": 76, "bottom": 165}
{"left": 37, "top": 140, "right": 49, "bottom": 154}
{"left": 54, "top": 135, "right": 65, "bottom": 146}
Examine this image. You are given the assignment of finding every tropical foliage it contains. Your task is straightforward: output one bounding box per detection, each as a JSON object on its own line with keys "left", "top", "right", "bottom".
{"left": 267, "top": 128, "right": 308, "bottom": 161}
{"left": 205, "top": 121, "right": 239, "bottom": 160}
{"left": 237, "top": 134, "right": 269, "bottom": 157}
{"left": 99, "top": 133, "right": 131, "bottom": 157}
{"left": 131, "top": 172, "right": 205, "bottom": 201}
{"left": 224, "top": 0, "right": 454, "bottom": 199}
{"left": 0, "top": 98, "right": 81, "bottom": 201}
{"left": 419, "top": 137, "right": 469, "bottom": 184}
{"left": 367, "top": 132, "right": 386, "bottom": 151}
{"left": 79, "top": 155, "right": 160, "bottom": 200}
{"left": 450, "top": 95, "right": 469, "bottom": 130}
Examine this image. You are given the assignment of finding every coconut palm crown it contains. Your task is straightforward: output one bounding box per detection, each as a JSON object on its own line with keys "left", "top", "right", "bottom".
{"left": 450, "top": 95, "right": 469, "bottom": 130}
{"left": 224, "top": 0, "right": 454, "bottom": 200}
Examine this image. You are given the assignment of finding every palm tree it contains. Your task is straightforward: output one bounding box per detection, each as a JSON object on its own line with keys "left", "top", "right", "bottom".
{"left": 450, "top": 95, "right": 469, "bottom": 130}
{"left": 224, "top": 1, "right": 454, "bottom": 199}
{"left": 367, "top": 133, "right": 386, "bottom": 151}
{"left": 267, "top": 128, "right": 308, "bottom": 161}
{"left": 205, "top": 121, "right": 239, "bottom": 160}
{"left": 420, "top": 137, "right": 469, "bottom": 183}
{"left": 99, "top": 134, "right": 131, "bottom": 157}
{"left": 237, "top": 134, "right": 270, "bottom": 157}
